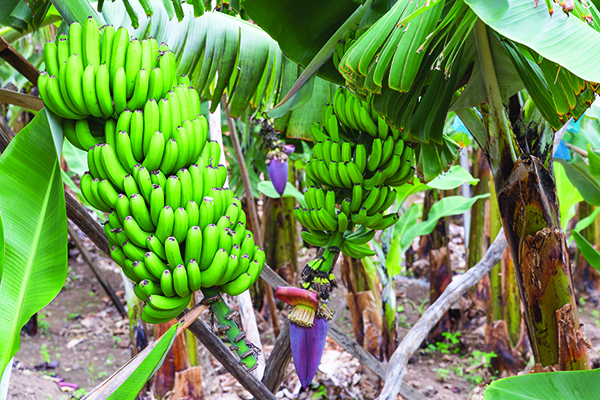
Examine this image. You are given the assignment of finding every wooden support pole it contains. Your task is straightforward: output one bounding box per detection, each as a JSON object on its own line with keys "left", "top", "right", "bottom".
{"left": 0, "top": 88, "right": 44, "bottom": 111}
{"left": 0, "top": 36, "right": 41, "bottom": 86}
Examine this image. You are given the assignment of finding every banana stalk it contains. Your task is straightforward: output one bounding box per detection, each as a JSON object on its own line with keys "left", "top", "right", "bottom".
{"left": 202, "top": 288, "right": 258, "bottom": 371}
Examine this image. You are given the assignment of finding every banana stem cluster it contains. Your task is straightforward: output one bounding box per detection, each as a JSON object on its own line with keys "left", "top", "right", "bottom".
{"left": 40, "top": 19, "right": 264, "bottom": 370}
{"left": 295, "top": 87, "right": 415, "bottom": 300}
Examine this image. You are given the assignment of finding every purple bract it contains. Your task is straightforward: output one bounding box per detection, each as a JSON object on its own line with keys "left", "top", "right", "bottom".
{"left": 290, "top": 316, "right": 328, "bottom": 389}
{"left": 267, "top": 158, "right": 288, "bottom": 197}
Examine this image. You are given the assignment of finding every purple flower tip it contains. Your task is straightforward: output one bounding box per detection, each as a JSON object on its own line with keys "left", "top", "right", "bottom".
{"left": 267, "top": 158, "right": 288, "bottom": 197}
{"left": 290, "top": 317, "right": 328, "bottom": 389}
{"left": 284, "top": 144, "right": 295, "bottom": 155}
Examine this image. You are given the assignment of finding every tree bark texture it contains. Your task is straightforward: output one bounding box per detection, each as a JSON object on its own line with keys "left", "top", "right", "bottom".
{"left": 497, "top": 155, "right": 589, "bottom": 370}
{"left": 501, "top": 249, "right": 521, "bottom": 348}
{"left": 468, "top": 149, "right": 492, "bottom": 317}
{"left": 424, "top": 190, "right": 453, "bottom": 342}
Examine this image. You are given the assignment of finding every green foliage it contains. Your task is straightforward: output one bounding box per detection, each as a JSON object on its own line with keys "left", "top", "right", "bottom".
{"left": 554, "top": 162, "right": 584, "bottom": 232}
{"left": 483, "top": 368, "right": 600, "bottom": 399}
{"left": 0, "top": 109, "right": 67, "bottom": 375}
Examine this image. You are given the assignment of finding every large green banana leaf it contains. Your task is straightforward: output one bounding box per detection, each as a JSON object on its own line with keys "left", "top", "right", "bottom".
{"left": 0, "top": 109, "right": 68, "bottom": 374}
{"left": 466, "top": 0, "right": 600, "bottom": 83}
{"left": 483, "top": 368, "right": 600, "bottom": 399}
{"left": 242, "top": 0, "right": 365, "bottom": 85}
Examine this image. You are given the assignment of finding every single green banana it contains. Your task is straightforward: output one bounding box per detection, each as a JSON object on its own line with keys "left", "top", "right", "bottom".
{"left": 173, "top": 207, "right": 189, "bottom": 243}
{"left": 202, "top": 248, "right": 228, "bottom": 288}
{"left": 108, "top": 209, "right": 123, "bottom": 229}
{"left": 100, "top": 24, "right": 115, "bottom": 69}
{"left": 95, "top": 63, "right": 115, "bottom": 117}
{"left": 177, "top": 168, "right": 192, "bottom": 205}
{"left": 82, "top": 17, "right": 100, "bottom": 70}
{"left": 199, "top": 224, "right": 218, "bottom": 270}
{"left": 122, "top": 240, "right": 146, "bottom": 262}
{"left": 150, "top": 184, "right": 165, "bottom": 227}
{"left": 155, "top": 205, "right": 175, "bottom": 243}
{"left": 165, "top": 175, "right": 181, "bottom": 210}
{"left": 110, "top": 245, "right": 127, "bottom": 268}
{"left": 75, "top": 119, "right": 100, "bottom": 151}
{"left": 147, "top": 293, "right": 192, "bottom": 311}
{"left": 43, "top": 41, "right": 60, "bottom": 77}
{"left": 124, "top": 39, "right": 142, "bottom": 98}
{"left": 130, "top": 193, "right": 155, "bottom": 231}
{"left": 109, "top": 27, "right": 130, "bottom": 84}
{"left": 143, "top": 99, "right": 160, "bottom": 156}
{"left": 184, "top": 225, "right": 202, "bottom": 264}
{"left": 145, "top": 251, "right": 168, "bottom": 279}
{"left": 142, "top": 131, "right": 166, "bottom": 171}
{"left": 173, "top": 264, "right": 190, "bottom": 297}
{"left": 151, "top": 169, "right": 167, "bottom": 188}
{"left": 160, "top": 269, "right": 176, "bottom": 297}
{"left": 189, "top": 164, "right": 204, "bottom": 205}
{"left": 185, "top": 200, "right": 199, "bottom": 228}
{"left": 159, "top": 138, "right": 179, "bottom": 175}
{"left": 172, "top": 126, "right": 190, "bottom": 171}
{"left": 65, "top": 54, "right": 89, "bottom": 115}
{"left": 186, "top": 259, "right": 202, "bottom": 292}
{"left": 126, "top": 68, "right": 150, "bottom": 110}
{"left": 158, "top": 98, "right": 172, "bottom": 140}
{"left": 135, "top": 165, "right": 153, "bottom": 202}
{"left": 68, "top": 21, "right": 83, "bottom": 58}
{"left": 199, "top": 197, "right": 215, "bottom": 230}
{"left": 115, "top": 130, "right": 137, "bottom": 173}
{"left": 147, "top": 234, "right": 167, "bottom": 261}
{"left": 123, "top": 215, "right": 151, "bottom": 248}
{"left": 113, "top": 66, "right": 128, "bottom": 115}
{"left": 165, "top": 236, "right": 185, "bottom": 269}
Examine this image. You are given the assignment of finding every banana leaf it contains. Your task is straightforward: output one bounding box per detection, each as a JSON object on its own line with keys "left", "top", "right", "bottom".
{"left": 0, "top": 109, "right": 68, "bottom": 373}
{"left": 242, "top": 0, "right": 365, "bottom": 85}
{"left": 466, "top": 0, "right": 600, "bottom": 83}
{"left": 556, "top": 159, "right": 600, "bottom": 206}
{"left": 483, "top": 368, "right": 600, "bottom": 399}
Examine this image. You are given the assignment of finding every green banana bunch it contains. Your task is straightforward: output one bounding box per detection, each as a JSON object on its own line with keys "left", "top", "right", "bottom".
{"left": 44, "top": 21, "right": 265, "bottom": 326}
{"left": 296, "top": 86, "right": 416, "bottom": 299}
{"left": 40, "top": 20, "right": 177, "bottom": 123}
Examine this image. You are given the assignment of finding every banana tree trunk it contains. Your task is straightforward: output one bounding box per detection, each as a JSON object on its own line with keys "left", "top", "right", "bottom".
{"left": 474, "top": 20, "right": 590, "bottom": 371}
{"left": 424, "top": 189, "right": 453, "bottom": 343}
{"left": 574, "top": 202, "right": 600, "bottom": 293}
{"left": 469, "top": 148, "right": 492, "bottom": 317}
{"left": 501, "top": 249, "right": 522, "bottom": 348}
{"left": 488, "top": 172, "right": 504, "bottom": 322}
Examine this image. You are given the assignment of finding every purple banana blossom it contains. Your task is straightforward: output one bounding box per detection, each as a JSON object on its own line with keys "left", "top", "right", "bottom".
{"left": 276, "top": 286, "right": 327, "bottom": 388}
{"left": 267, "top": 158, "right": 288, "bottom": 197}
{"left": 290, "top": 316, "right": 328, "bottom": 389}
{"left": 283, "top": 144, "right": 295, "bottom": 155}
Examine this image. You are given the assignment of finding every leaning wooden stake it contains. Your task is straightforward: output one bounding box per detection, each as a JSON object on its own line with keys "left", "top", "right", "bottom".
{"left": 379, "top": 229, "right": 508, "bottom": 400}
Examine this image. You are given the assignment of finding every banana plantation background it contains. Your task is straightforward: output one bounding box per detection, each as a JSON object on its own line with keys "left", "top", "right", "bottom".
{"left": 1, "top": 0, "right": 600, "bottom": 399}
